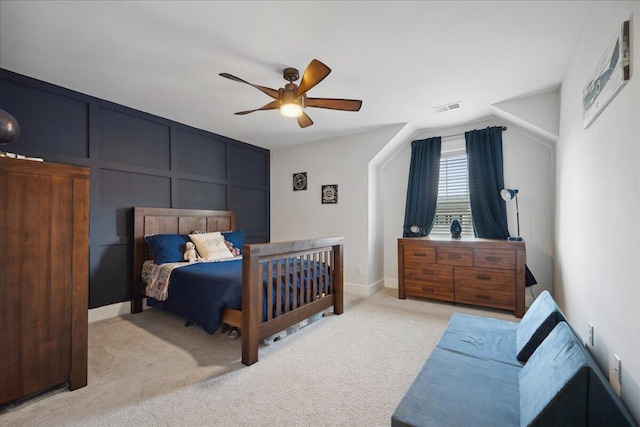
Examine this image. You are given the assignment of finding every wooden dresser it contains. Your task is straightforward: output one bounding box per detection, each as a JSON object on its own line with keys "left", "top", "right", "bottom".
{"left": 0, "top": 157, "right": 89, "bottom": 403}
{"left": 398, "top": 237, "right": 526, "bottom": 317}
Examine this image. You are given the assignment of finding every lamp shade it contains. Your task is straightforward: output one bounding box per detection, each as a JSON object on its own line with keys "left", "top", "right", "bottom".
{"left": 500, "top": 188, "right": 518, "bottom": 201}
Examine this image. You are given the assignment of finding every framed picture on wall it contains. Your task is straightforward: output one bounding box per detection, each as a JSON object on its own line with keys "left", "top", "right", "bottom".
{"left": 582, "top": 19, "right": 630, "bottom": 129}
{"left": 293, "top": 172, "right": 307, "bottom": 191}
{"left": 321, "top": 184, "right": 338, "bottom": 204}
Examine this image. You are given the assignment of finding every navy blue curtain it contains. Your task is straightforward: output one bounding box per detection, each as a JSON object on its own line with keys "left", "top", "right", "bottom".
{"left": 465, "top": 127, "right": 509, "bottom": 239}
{"left": 403, "top": 137, "right": 441, "bottom": 237}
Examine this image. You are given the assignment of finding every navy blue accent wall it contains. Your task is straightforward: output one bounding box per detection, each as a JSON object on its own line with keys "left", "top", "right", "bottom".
{"left": 0, "top": 69, "right": 270, "bottom": 308}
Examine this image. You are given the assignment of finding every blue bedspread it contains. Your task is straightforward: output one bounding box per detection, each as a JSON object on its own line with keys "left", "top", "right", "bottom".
{"left": 147, "top": 258, "right": 329, "bottom": 334}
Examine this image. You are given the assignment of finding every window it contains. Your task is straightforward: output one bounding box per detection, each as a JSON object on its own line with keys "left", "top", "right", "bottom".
{"left": 431, "top": 151, "right": 474, "bottom": 237}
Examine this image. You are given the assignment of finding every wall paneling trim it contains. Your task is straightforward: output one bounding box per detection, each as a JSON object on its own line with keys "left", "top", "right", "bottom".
{"left": 0, "top": 68, "right": 270, "bottom": 308}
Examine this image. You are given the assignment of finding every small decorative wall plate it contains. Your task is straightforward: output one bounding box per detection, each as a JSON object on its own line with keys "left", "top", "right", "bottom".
{"left": 293, "top": 172, "right": 307, "bottom": 191}
{"left": 321, "top": 184, "right": 338, "bottom": 204}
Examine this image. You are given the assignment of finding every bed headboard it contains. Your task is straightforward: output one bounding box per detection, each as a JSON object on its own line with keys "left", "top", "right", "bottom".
{"left": 131, "top": 207, "right": 236, "bottom": 312}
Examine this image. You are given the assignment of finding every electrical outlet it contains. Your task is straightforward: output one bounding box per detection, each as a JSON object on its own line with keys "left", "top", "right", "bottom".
{"left": 588, "top": 323, "right": 594, "bottom": 347}
{"left": 614, "top": 355, "right": 622, "bottom": 385}
{"left": 355, "top": 265, "right": 363, "bottom": 275}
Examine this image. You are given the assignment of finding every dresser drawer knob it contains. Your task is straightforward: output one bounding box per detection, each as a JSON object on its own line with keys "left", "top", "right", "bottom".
{"left": 476, "top": 294, "right": 491, "bottom": 300}
{"left": 421, "top": 270, "right": 434, "bottom": 275}
{"left": 476, "top": 274, "right": 492, "bottom": 281}
{"left": 422, "top": 287, "right": 435, "bottom": 294}
{"left": 448, "top": 254, "right": 461, "bottom": 259}
{"left": 486, "top": 256, "right": 501, "bottom": 262}
{"left": 413, "top": 252, "right": 427, "bottom": 257}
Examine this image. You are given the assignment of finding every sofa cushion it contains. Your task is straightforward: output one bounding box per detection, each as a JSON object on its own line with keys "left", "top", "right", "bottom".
{"left": 391, "top": 346, "right": 521, "bottom": 427}
{"left": 516, "top": 290, "right": 565, "bottom": 362}
{"left": 520, "top": 322, "right": 588, "bottom": 425}
{"left": 436, "top": 313, "right": 520, "bottom": 366}
{"left": 519, "top": 322, "right": 636, "bottom": 426}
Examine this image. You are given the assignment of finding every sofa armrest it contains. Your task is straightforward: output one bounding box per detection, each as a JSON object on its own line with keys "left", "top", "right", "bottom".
{"left": 520, "top": 322, "right": 636, "bottom": 426}
{"left": 516, "top": 290, "right": 565, "bottom": 362}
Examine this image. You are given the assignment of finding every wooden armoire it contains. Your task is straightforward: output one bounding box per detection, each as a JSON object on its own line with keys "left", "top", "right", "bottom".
{"left": 0, "top": 157, "right": 89, "bottom": 403}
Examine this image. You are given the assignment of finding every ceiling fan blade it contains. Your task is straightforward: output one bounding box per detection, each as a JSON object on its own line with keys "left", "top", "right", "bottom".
{"left": 219, "top": 73, "right": 280, "bottom": 100}
{"left": 306, "top": 97, "right": 362, "bottom": 111}
{"left": 235, "top": 100, "right": 281, "bottom": 115}
{"left": 297, "top": 112, "right": 313, "bottom": 128}
{"left": 297, "top": 59, "right": 331, "bottom": 98}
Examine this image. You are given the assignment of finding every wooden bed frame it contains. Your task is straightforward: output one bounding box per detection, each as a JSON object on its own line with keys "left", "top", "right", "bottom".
{"left": 131, "top": 207, "right": 344, "bottom": 365}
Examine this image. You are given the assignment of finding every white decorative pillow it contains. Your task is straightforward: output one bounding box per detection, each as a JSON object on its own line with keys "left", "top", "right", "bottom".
{"left": 188, "top": 232, "right": 234, "bottom": 261}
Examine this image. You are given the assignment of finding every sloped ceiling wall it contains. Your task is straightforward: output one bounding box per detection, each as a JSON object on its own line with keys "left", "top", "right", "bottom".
{"left": 492, "top": 89, "right": 560, "bottom": 145}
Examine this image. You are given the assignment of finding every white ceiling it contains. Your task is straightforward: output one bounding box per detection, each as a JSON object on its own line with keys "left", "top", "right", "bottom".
{"left": 0, "top": 1, "right": 594, "bottom": 150}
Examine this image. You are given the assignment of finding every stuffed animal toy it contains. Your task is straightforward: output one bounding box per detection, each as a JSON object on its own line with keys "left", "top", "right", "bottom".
{"left": 183, "top": 241, "right": 201, "bottom": 262}
{"left": 225, "top": 240, "right": 240, "bottom": 257}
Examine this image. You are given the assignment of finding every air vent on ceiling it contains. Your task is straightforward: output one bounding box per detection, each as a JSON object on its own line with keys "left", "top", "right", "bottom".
{"left": 434, "top": 101, "right": 463, "bottom": 114}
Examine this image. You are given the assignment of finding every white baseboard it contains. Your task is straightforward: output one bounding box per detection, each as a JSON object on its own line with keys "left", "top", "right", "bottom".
{"left": 88, "top": 298, "right": 149, "bottom": 323}
{"left": 384, "top": 278, "right": 398, "bottom": 289}
{"left": 345, "top": 279, "right": 384, "bottom": 296}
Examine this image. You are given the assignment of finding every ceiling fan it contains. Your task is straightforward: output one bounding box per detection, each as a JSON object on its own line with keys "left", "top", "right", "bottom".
{"left": 219, "top": 59, "right": 362, "bottom": 128}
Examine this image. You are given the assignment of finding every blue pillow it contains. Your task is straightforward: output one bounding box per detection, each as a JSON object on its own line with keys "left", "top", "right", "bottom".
{"left": 222, "top": 229, "right": 245, "bottom": 254}
{"left": 144, "top": 234, "right": 190, "bottom": 264}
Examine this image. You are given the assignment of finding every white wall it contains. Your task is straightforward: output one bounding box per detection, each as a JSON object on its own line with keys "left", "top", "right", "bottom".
{"left": 556, "top": 1, "right": 639, "bottom": 421}
{"left": 270, "top": 124, "right": 404, "bottom": 295}
{"left": 273, "top": 114, "right": 556, "bottom": 303}
{"left": 382, "top": 118, "right": 555, "bottom": 306}
{"left": 492, "top": 89, "right": 560, "bottom": 142}
{"left": 268, "top": 3, "right": 639, "bottom": 421}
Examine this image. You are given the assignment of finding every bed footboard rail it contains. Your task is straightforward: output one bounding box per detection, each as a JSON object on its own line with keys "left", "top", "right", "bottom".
{"left": 241, "top": 236, "right": 344, "bottom": 365}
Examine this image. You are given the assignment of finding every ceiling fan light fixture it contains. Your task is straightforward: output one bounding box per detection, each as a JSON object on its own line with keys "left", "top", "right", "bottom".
{"left": 220, "top": 59, "right": 362, "bottom": 128}
{"left": 280, "top": 102, "right": 303, "bottom": 118}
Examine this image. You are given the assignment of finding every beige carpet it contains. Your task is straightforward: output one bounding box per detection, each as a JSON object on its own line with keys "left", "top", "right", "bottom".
{"left": 1, "top": 288, "right": 516, "bottom": 426}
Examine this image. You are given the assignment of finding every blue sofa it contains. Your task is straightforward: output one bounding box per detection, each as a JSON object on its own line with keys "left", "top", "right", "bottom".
{"left": 391, "top": 291, "right": 637, "bottom": 426}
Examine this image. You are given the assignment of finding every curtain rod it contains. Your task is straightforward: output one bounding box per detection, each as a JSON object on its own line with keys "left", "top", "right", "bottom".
{"left": 441, "top": 126, "right": 507, "bottom": 140}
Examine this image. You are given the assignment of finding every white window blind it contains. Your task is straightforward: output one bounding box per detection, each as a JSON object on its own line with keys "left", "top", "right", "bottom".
{"left": 431, "top": 153, "right": 474, "bottom": 237}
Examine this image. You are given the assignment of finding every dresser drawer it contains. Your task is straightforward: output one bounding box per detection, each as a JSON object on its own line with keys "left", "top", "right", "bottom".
{"left": 405, "top": 264, "right": 453, "bottom": 285}
{"left": 474, "top": 249, "right": 515, "bottom": 270}
{"left": 455, "top": 267, "right": 515, "bottom": 288}
{"left": 455, "top": 286, "right": 515, "bottom": 311}
{"left": 405, "top": 264, "right": 454, "bottom": 301}
{"left": 436, "top": 247, "right": 473, "bottom": 266}
{"left": 454, "top": 267, "right": 515, "bottom": 310}
{"left": 405, "top": 280, "right": 454, "bottom": 301}
{"left": 405, "top": 282, "right": 454, "bottom": 301}
{"left": 403, "top": 245, "right": 436, "bottom": 264}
